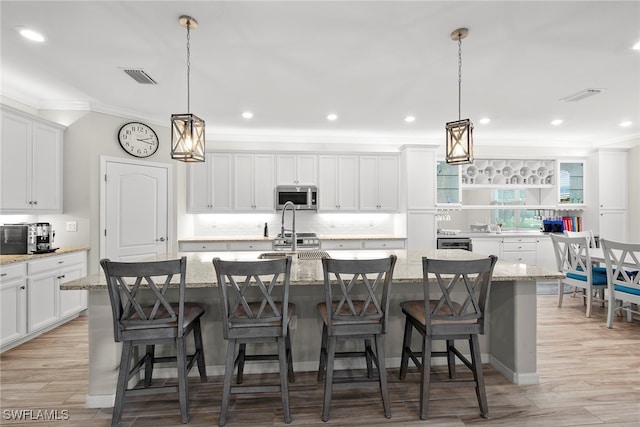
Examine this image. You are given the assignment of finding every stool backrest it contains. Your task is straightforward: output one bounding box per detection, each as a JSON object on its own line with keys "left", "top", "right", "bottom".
{"left": 321, "top": 255, "right": 397, "bottom": 335}
{"left": 422, "top": 255, "right": 497, "bottom": 334}
{"left": 213, "top": 257, "right": 292, "bottom": 338}
{"left": 99, "top": 257, "right": 187, "bottom": 342}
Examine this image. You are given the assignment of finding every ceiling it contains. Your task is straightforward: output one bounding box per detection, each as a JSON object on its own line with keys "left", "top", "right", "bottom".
{"left": 1, "top": 1, "right": 639, "bottom": 149}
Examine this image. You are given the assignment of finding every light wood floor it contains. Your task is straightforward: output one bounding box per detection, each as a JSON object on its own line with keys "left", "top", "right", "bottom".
{"left": 1, "top": 294, "right": 639, "bottom": 426}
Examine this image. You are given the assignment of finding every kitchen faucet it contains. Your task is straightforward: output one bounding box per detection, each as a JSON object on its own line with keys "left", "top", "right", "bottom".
{"left": 280, "top": 201, "right": 297, "bottom": 251}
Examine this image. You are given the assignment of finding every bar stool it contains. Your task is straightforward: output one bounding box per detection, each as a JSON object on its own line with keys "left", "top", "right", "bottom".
{"left": 316, "top": 255, "right": 397, "bottom": 421}
{"left": 99, "top": 257, "right": 207, "bottom": 426}
{"left": 212, "top": 256, "right": 295, "bottom": 426}
{"left": 398, "top": 255, "right": 497, "bottom": 420}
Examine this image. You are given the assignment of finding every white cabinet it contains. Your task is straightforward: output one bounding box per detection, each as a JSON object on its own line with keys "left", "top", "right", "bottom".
{"left": 598, "top": 150, "right": 628, "bottom": 241}
{"left": 0, "top": 263, "right": 27, "bottom": 347}
{"left": 407, "top": 211, "right": 437, "bottom": 250}
{"left": 501, "top": 237, "right": 537, "bottom": 265}
{"left": 234, "top": 154, "right": 275, "bottom": 211}
{"left": 276, "top": 154, "right": 317, "bottom": 185}
{"left": 322, "top": 240, "right": 362, "bottom": 250}
{"left": 321, "top": 239, "right": 405, "bottom": 250}
{"left": 227, "top": 241, "right": 272, "bottom": 251}
{"left": 318, "top": 155, "right": 358, "bottom": 211}
{"left": 1, "top": 107, "right": 63, "bottom": 213}
{"left": 27, "top": 251, "right": 87, "bottom": 333}
{"left": 535, "top": 237, "right": 557, "bottom": 272}
{"left": 187, "top": 153, "right": 233, "bottom": 213}
{"left": 403, "top": 148, "right": 436, "bottom": 210}
{"left": 471, "top": 238, "right": 501, "bottom": 256}
{"left": 359, "top": 155, "right": 399, "bottom": 211}
{"left": 179, "top": 241, "right": 228, "bottom": 252}
{"left": 558, "top": 161, "right": 585, "bottom": 205}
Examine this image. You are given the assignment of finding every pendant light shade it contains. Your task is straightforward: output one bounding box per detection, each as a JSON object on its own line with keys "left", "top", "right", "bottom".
{"left": 171, "top": 113, "right": 205, "bottom": 162}
{"left": 446, "top": 28, "right": 473, "bottom": 165}
{"left": 171, "top": 15, "right": 205, "bottom": 162}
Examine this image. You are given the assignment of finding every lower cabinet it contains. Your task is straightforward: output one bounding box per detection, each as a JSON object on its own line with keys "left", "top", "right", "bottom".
{"left": 501, "top": 237, "right": 537, "bottom": 265}
{"left": 471, "top": 238, "right": 501, "bottom": 256}
{"left": 0, "top": 251, "right": 87, "bottom": 352}
{"left": 0, "top": 263, "right": 27, "bottom": 347}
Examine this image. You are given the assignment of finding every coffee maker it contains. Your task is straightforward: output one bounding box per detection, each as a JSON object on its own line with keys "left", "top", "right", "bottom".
{"left": 28, "top": 222, "right": 55, "bottom": 253}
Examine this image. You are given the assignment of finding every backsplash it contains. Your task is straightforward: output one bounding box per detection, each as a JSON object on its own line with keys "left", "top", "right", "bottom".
{"left": 189, "top": 212, "right": 402, "bottom": 237}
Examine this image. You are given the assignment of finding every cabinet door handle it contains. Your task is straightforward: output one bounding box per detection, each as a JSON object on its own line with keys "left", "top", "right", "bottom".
{"left": 1, "top": 273, "right": 7, "bottom": 277}
{"left": 156, "top": 237, "right": 166, "bottom": 242}
{"left": 20, "top": 286, "right": 26, "bottom": 290}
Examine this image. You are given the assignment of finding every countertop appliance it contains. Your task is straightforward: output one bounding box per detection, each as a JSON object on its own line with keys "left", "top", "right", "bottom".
{"left": 275, "top": 185, "right": 318, "bottom": 210}
{"left": 437, "top": 237, "right": 473, "bottom": 251}
{"left": 27, "top": 222, "right": 56, "bottom": 254}
{"left": 273, "top": 232, "right": 321, "bottom": 251}
{"left": 0, "top": 224, "right": 28, "bottom": 255}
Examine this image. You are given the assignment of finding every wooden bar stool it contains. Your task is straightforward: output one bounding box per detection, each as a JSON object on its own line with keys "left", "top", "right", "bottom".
{"left": 212, "top": 256, "right": 295, "bottom": 426}
{"left": 398, "top": 255, "right": 497, "bottom": 420}
{"left": 316, "top": 255, "right": 397, "bottom": 421}
{"left": 100, "top": 257, "right": 207, "bottom": 426}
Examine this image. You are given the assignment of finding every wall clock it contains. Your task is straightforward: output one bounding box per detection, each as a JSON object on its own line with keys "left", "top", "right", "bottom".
{"left": 117, "top": 122, "right": 159, "bottom": 158}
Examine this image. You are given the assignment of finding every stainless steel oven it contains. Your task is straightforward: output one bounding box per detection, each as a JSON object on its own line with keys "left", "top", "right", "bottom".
{"left": 437, "top": 237, "right": 472, "bottom": 251}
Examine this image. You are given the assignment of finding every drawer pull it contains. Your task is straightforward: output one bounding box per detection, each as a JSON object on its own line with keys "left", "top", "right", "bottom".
{"left": 20, "top": 286, "right": 26, "bottom": 290}
{"left": 1, "top": 273, "right": 7, "bottom": 277}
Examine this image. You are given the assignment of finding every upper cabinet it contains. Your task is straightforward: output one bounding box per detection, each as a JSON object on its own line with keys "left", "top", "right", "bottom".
{"left": 276, "top": 154, "right": 317, "bottom": 185}
{"left": 436, "top": 161, "right": 460, "bottom": 205}
{"left": 598, "top": 150, "right": 627, "bottom": 210}
{"left": 359, "top": 155, "right": 399, "bottom": 211}
{"left": 318, "top": 155, "right": 358, "bottom": 211}
{"left": 1, "top": 107, "right": 63, "bottom": 213}
{"left": 403, "top": 147, "right": 436, "bottom": 210}
{"left": 187, "top": 153, "right": 233, "bottom": 213}
{"left": 234, "top": 153, "right": 275, "bottom": 211}
{"left": 558, "top": 161, "right": 585, "bottom": 206}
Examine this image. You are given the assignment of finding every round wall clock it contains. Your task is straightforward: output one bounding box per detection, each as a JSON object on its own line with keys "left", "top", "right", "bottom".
{"left": 117, "top": 122, "right": 159, "bottom": 158}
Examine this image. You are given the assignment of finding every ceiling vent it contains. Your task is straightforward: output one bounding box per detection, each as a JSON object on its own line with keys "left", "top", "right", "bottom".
{"left": 123, "top": 69, "right": 157, "bottom": 84}
{"left": 559, "top": 88, "right": 605, "bottom": 102}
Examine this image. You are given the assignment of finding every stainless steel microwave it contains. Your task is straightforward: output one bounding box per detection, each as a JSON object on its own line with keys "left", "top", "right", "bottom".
{"left": 275, "top": 185, "right": 318, "bottom": 210}
{"left": 0, "top": 224, "right": 28, "bottom": 255}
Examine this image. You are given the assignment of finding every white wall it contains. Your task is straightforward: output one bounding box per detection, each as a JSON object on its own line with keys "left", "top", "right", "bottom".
{"left": 628, "top": 141, "right": 640, "bottom": 241}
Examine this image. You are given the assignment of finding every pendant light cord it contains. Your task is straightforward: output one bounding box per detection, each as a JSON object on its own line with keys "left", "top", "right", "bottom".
{"left": 186, "top": 20, "right": 191, "bottom": 114}
{"left": 458, "top": 35, "right": 462, "bottom": 120}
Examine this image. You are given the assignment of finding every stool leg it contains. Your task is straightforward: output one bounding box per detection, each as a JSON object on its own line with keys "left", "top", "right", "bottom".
{"left": 193, "top": 319, "right": 207, "bottom": 382}
{"left": 176, "top": 336, "right": 190, "bottom": 424}
{"left": 365, "top": 338, "right": 374, "bottom": 378}
{"left": 237, "top": 343, "right": 246, "bottom": 384}
{"left": 446, "top": 339, "right": 456, "bottom": 379}
{"left": 419, "top": 334, "right": 432, "bottom": 420}
{"left": 399, "top": 317, "right": 412, "bottom": 380}
{"left": 286, "top": 328, "right": 295, "bottom": 383}
{"left": 219, "top": 340, "right": 237, "bottom": 427}
{"left": 144, "top": 344, "right": 154, "bottom": 387}
{"left": 470, "top": 334, "right": 489, "bottom": 418}
{"left": 322, "top": 336, "right": 337, "bottom": 422}
{"left": 374, "top": 334, "right": 391, "bottom": 419}
{"left": 317, "top": 323, "right": 328, "bottom": 382}
{"left": 278, "top": 336, "right": 292, "bottom": 424}
{"left": 112, "top": 341, "right": 133, "bottom": 426}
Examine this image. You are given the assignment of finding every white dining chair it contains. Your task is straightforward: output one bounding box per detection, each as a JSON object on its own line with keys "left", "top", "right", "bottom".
{"left": 600, "top": 239, "right": 640, "bottom": 328}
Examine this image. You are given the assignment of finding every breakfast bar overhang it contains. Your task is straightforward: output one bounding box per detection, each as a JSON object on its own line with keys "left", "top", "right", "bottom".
{"left": 61, "top": 249, "right": 563, "bottom": 408}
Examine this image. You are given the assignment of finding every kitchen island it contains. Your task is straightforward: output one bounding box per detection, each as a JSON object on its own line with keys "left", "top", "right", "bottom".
{"left": 61, "top": 249, "right": 562, "bottom": 408}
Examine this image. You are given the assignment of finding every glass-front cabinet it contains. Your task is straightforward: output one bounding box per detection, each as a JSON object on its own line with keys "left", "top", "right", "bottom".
{"left": 436, "top": 161, "right": 460, "bottom": 205}
{"left": 558, "top": 161, "right": 585, "bottom": 205}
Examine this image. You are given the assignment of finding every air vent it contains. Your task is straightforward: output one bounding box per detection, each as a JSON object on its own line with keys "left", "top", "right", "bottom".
{"left": 560, "top": 88, "right": 605, "bottom": 102}
{"left": 123, "top": 69, "right": 157, "bottom": 84}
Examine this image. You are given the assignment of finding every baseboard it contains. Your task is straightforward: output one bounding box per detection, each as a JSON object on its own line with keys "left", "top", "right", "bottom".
{"left": 489, "top": 355, "right": 539, "bottom": 385}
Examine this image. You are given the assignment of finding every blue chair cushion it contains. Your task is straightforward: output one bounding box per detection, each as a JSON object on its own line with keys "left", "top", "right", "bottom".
{"left": 592, "top": 266, "right": 608, "bottom": 275}
{"left": 566, "top": 271, "right": 608, "bottom": 286}
{"left": 614, "top": 285, "right": 640, "bottom": 296}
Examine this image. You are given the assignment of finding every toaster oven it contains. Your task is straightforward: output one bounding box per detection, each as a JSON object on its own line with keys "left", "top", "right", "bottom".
{"left": 0, "top": 224, "right": 28, "bottom": 255}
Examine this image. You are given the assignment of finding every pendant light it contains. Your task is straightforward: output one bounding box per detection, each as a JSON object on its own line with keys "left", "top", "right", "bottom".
{"left": 445, "top": 27, "right": 474, "bottom": 165}
{"left": 171, "top": 15, "right": 205, "bottom": 162}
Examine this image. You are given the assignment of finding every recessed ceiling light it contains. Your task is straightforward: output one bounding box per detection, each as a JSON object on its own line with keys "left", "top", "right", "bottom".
{"left": 479, "top": 117, "right": 491, "bottom": 125}
{"left": 327, "top": 113, "right": 338, "bottom": 121}
{"left": 632, "top": 40, "right": 640, "bottom": 50}
{"left": 404, "top": 116, "right": 416, "bottom": 123}
{"left": 16, "top": 26, "right": 46, "bottom": 42}
{"left": 241, "top": 111, "right": 253, "bottom": 119}
{"left": 551, "top": 119, "right": 563, "bottom": 126}
{"left": 618, "top": 121, "right": 632, "bottom": 127}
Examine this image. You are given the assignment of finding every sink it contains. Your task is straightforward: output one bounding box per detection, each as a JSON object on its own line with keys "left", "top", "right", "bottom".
{"left": 258, "top": 250, "right": 329, "bottom": 260}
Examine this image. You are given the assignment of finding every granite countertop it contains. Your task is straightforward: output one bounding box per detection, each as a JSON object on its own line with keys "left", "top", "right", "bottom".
{"left": 180, "top": 235, "right": 406, "bottom": 243}
{"left": 61, "top": 248, "right": 563, "bottom": 291}
{"left": 438, "top": 231, "right": 561, "bottom": 239}
{"left": 0, "top": 247, "right": 90, "bottom": 265}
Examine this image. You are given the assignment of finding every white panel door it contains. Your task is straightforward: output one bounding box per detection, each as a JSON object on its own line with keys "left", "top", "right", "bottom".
{"left": 0, "top": 111, "right": 31, "bottom": 210}
{"left": 31, "top": 122, "right": 62, "bottom": 211}
{"left": 104, "top": 161, "right": 168, "bottom": 262}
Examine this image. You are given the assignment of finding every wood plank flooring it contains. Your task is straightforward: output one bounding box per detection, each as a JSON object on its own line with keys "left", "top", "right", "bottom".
{"left": 1, "top": 294, "right": 639, "bottom": 426}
